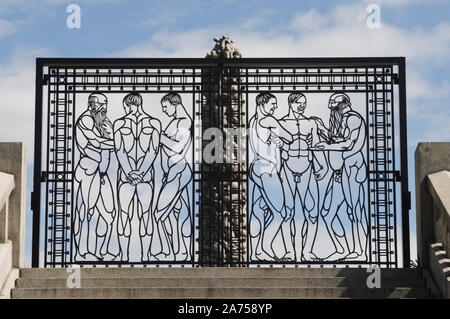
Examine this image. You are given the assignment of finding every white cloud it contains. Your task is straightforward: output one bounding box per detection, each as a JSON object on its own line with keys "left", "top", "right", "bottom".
{"left": 363, "top": 0, "right": 430, "bottom": 7}
{"left": 116, "top": 29, "right": 215, "bottom": 58}
{"left": 290, "top": 8, "right": 328, "bottom": 31}
{"left": 0, "top": 47, "right": 53, "bottom": 161}
{"left": 0, "top": 0, "right": 120, "bottom": 12}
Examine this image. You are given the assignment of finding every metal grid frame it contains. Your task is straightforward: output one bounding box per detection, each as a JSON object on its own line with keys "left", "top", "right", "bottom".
{"left": 31, "top": 57, "right": 410, "bottom": 268}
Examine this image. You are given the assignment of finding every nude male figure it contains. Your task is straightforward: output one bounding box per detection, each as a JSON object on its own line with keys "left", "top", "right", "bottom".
{"left": 312, "top": 93, "right": 368, "bottom": 261}
{"left": 154, "top": 93, "right": 193, "bottom": 261}
{"left": 249, "top": 92, "right": 294, "bottom": 261}
{"left": 74, "top": 93, "right": 116, "bottom": 261}
{"left": 113, "top": 92, "right": 161, "bottom": 262}
{"left": 279, "top": 93, "right": 328, "bottom": 261}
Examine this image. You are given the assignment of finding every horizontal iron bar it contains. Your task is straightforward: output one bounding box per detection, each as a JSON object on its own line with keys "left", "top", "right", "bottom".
{"left": 37, "top": 57, "right": 405, "bottom": 68}
{"left": 46, "top": 71, "right": 393, "bottom": 78}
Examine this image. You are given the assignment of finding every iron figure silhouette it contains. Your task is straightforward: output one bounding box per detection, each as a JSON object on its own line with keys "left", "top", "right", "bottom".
{"left": 311, "top": 93, "right": 369, "bottom": 261}
{"left": 113, "top": 92, "right": 161, "bottom": 262}
{"left": 154, "top": 93, "right": 193, "bottom": 261}
{"left": 279, "top": 93, "right": 328, "bottom": 261}
{"left": 248, "top": 92, "right": 295, "bottom": 262}
{"left": 74, "top": 93, "right": 116, "bottom": 261}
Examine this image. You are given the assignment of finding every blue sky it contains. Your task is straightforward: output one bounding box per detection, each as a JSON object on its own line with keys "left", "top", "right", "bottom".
{"left": 0, "top": 0, "right": 449, "bottom": 266}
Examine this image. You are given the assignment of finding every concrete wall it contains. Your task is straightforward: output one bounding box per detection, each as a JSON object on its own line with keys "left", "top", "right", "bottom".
{"left": 415, "top": 142, "right": 450, "bottom": 268}
{"left": 426, "top": 171, "right": 450, "bottom": 298}
{"left": 0, "top": 142, "right": 27, "bottom": 268}
{"left": 429, "top": 243, "right": 450, "bottom": 299}
{"left": 427, "top": 171, "right": 450, "bottom": 257}
{"left": 0, "top": 170, "right": 18, "bottom": 298}
{"left": 415, "top": 142, "right": 450, "bottom": 298}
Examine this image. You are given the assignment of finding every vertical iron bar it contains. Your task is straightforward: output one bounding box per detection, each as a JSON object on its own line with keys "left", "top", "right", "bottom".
{"left": 208, "top": 67, "right": 213, "bottom": 266}
{"left": 44, "top": 69, "right": 52, "bottom": 268}
{"left": 382, "top": 67, "right": 389, "bottom": 267}
{"left": 365, "top": 67, "right": 372, "bottom": 265}
{"left": 52, "top": 67, "right": 60, "bottom": 267}
{"left": 192, "top": 68, "right": 196, "bottom": 267}
{"left": 373, "top": 67, "right": 381, "bottom": 266}
{"left": 245, "top": 68, "right": 250, "bottom": 267}
{"left": 390, "top": 66, "right": 399, "bottom": 268}
{"left": 228, "top": 67, "right": 232, "bottom": 266}
{"left": 70, "top": 69, "right": 76, "bottom": 265}
{"left": 398, "top": 58, "right": 410, "bottom": 268}
{"left": 32, "top": 60, "right": 44, "bottom": 268}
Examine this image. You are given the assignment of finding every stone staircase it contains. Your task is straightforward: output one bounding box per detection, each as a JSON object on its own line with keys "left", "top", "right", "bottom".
{"left": 11, "top": 267, "right": 435, "bottom": 299}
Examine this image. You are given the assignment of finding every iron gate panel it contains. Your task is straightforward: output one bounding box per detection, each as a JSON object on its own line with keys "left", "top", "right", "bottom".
{"left": 37, "top": 65, "right": 204, "bottom": 266}
{"left": 32, "top": 58, "right": 410, "bottom": 268}
{"left": 241, "top": 65, "right": 399, "bottom": 267}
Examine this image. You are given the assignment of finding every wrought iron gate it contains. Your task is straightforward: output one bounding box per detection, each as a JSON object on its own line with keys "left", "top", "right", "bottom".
{"left": 32, "top": 58, "right": 410, "bottom": 268}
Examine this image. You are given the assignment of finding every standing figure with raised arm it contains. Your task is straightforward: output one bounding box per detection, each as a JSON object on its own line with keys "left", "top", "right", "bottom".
{"left": 74, "top": 93, "right": 116, "bottom": 261}
{"left": 248, "top": 92, "right": 294, "bottom": 261}
{"left": 312, "top": 93, "right": 368, "bottom": 261}
{"left": 154, "top": 93, "right": 193, "bottom": 261}
{"left": 113, "top": 92, "right": 161, "bottom": 262}
{"left": 279, "top": 93, "right": 328, "bottom": 261}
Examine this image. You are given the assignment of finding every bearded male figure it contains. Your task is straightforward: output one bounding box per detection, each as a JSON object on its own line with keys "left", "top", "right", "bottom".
{"left": 74, "top": 93, "right": 116, "bottom": 261}
{"left": 312, "top": 93, "right": 368, "bottom": 261}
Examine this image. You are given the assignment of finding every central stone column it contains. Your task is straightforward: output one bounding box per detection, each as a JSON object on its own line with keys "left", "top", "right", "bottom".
{"left": 199, "top": 36, "right": 247, "bottom": 266}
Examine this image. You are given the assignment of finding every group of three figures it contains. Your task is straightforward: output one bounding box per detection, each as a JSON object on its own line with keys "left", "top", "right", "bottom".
{"left": 249, "top": 92, "right": 369, "bottom": 263}
{"left": 73, "top": 92, "right": 193, "bottom": 262}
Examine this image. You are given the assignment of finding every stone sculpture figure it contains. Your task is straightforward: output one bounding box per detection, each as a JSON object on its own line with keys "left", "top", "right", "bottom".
{"left": 206, "top": 35, "right": 242, "bottom": 59}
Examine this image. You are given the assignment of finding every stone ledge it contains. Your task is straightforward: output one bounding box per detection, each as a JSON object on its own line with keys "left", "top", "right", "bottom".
{"left": 0, "top": 241, "right": 13, "bottom": 296}
{"left": 0, "top": 268, "right": 19, "bottom": 299}
{"left": 0, "top": 172, "right": 14, "bottom": 212}
{"left": 429, "top": 243, "right": 450, "bottom": 298}
{"left": 428, "top": 171, "right": 450, "bottom": 225}
{"left": 0, "top": 142, "right": 26, "bottom": 268}
{"left": 415, "top": 142, "right": 450, "bottom": 268}
{"left": 0, "top": 172, "right": 14, "bottom": 244}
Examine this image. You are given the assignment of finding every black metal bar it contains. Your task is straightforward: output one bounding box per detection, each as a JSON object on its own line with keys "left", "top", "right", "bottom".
{"left": 44, "top": 67, "right": 51, "bottom": 268}
{"left": 373, "top": 67, "right": 382, "bottom": 266}
{"left": 35, "top": 57, "right": 406, "bottom": 67}
{"left": 365, "top": 67, "right": 372, "bottom": 265}
{"left": 398, "top": 58, "right": 410, "bottom": 268}
{"left": 192, "top": 68, "right": 196, "bottom": 268}
{"left": 390, "top": 68, "right": 399, "bottom": 268}
{"left": 32, "top": 59, "right": 44, "bottom": 267}
{"left": 70, "top": 69, "right": 76, "bottom": 265}
{"left": 381, "top": 67, "right": 390, "bottom": 267}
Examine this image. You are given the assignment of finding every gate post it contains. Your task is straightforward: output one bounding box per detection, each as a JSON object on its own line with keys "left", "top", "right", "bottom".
{"left": 199, "top": 36, "right": 247, "bottom": 266}
{"left": 0, "top": 143, "right": 27, "bottom": 268}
